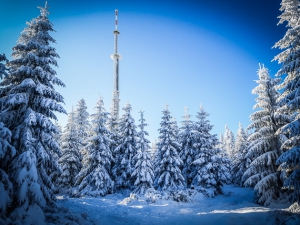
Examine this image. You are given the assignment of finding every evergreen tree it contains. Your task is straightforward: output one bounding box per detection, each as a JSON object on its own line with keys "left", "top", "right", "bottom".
{"left": 112, "top": 103, "right": 138, "bottom": 190}
{"left": 154, "top": 106, "right": 185, "bottom": 191}
{"left": 132, "top": 111, "right": 154, "bottom": 195}
{"left": 232, "top": 122, "right": 250, "bottom": 186}
{"left": 191, "top": 105, "right": 230, "bottom": 197}
{"left": 179, "top": 107, "right": 195, "bottom": 187}
{"left": 58, "top": 110, "right": 81, "bottom": 191}
{"left": 74, "top": 98, "right": 91, "bottom": 146}
{"left": 273, "top": 0, "right": 300, "bottom": 203}
{"left": 223, "top": 125, "right": 235, "bottom": 159}
{"left": 0, "top": 122, "right": 15, "bottom": 223}
{"left": 75, "top": 97, "right": 114, "bottom": 196}
{"left": 243, "top": 65, "right": 291, "bottom": 206}
{"left": 0, "top": 3, "right": 65, "bottom": 223}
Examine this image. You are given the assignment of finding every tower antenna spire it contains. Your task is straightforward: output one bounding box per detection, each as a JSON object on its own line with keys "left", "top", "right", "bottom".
{"left": 110, "top": 9, "right": 122, "bottom": 125}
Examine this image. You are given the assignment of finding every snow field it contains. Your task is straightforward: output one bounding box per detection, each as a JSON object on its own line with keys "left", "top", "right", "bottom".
{"left": 54, "top": 185, "right": 297, "bottom": 225}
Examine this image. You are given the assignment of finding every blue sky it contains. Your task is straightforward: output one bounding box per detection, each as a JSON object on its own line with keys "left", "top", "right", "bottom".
{"left": 0, "top": 0, "right": 286, "bottom": 142}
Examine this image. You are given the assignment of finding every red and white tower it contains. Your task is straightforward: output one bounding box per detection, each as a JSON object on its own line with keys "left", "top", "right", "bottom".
{"left": 110, "top": 9, "right": 122, "bottom": 120}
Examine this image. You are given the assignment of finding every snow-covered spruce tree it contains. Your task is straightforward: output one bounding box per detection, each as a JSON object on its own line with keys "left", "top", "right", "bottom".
{"left": 231, "top": 122, "right": 250, "bottom": 186}
{"left": 243, "top": 65, "right": 291, "bottom": 206}
{"left": 273, "top": 0, "right": 300, "bottom": 203}
{"left": 179, "top": 107, "right": 196, "bottom": 187}
{"left": 191, "top": 105, "right": 230, "bottom": 197}
{"left": 154, "top": 106, "right": 185, "bottom": 191}
{"left": 223, "top": 125, "right": 235, "bottom": 159}
{"left": 0, "top": 122, "right": 16, "bottom": 223}
{"left": 112, "top": 103, "right": 138, "bottom": 190}
{"left": 58, "top": 110, "right": 81, "bottom": 191}
{"left": 0, "top": 3, "right": 66, "bottom": 223}
{"left": 75, "top": 97, "right": 114, "bottom": 196}
{"left": 74, "top": 98, "right": 91, "bottom": 146}
{"left": 131, "top": 111, "right": 154, "bottom": 195}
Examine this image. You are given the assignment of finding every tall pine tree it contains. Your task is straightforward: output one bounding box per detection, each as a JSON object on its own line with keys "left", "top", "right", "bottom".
{"left": 232, "top": 122, "right": 250, "bottom": 186}
{"left": 132, "top": 111, "right": 154, "bottom": 195}
{"left": 179, "top": 107, "right": 196, "bottom": 187}
{"left": 75, "top": 97, "right": 114, "bottom": 196}
{"left": 154, "top": 106, "right": 185, "bottom": 191}
{"left": 0, "top": 3, "right": 65, "bottom": 223}
{"left": 191, "top": 105, "right": 230, "bottom": 197}
{"left": 243, "top": 65, "right": 291, "bottom": 206}
{"left": 273, "top": 0, "right": 300, "bottom": 203}
{"left": 58, "top": 110, "right": 81, "bottom": 191}
{"left": 112, "top": 103, "right": 138, "bottom": 190}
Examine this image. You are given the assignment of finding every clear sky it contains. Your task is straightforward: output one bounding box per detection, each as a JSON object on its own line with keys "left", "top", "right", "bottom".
{"left": 0, "top": 0, "right": 286, "bottom": 142}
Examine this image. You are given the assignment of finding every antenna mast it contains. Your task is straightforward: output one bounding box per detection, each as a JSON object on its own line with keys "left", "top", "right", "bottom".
{"left": 110, "top": 9, "right": 122, "bottom": 122}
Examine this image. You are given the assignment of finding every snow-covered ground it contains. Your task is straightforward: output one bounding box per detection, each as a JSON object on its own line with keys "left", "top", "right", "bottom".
{"left": 49, "top": 185, "right": 300, "bottom": 225}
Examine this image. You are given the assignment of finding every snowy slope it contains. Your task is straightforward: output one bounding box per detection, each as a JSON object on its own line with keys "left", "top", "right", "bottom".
{"left": 48, "top": 185, "right": 300, "bottom": 225}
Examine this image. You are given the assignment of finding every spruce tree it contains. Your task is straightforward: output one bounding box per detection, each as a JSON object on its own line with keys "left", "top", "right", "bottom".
{"left": 112, "top": 103, "right": 138, "bottom": 190}
{"left": 273, "top": 0, "right": 300, "bottom": 203}
{"left": 223, "top": 125, "right": 235, "bottom": 159}
{"left": 58, "top": 110, "right": 81, "bottom": 191}
{"left": 0, "top": 3, "right": 65, "bottom": 223}
{"left": 74, "top": 98, "right": 91, "bottom": 146}
{"left": 191, "top": 105, "right": 230, "bottom": 197}
{"left": 243, "top": 65, "right": 291, "bottom": 205}
{"left": 179, "top": 107, "right": 196, "bottom": 187}
{"left": 75, "top": 97, "right": 114, "bottom": 196}
{"left": 232, "top": 122, "right": 250, "bottom": 186}
{"left": 154, "top": 106, "right": 185, "bottom": 191}
{"left": 132, "top": 111, "right": 154, "bottom": 195}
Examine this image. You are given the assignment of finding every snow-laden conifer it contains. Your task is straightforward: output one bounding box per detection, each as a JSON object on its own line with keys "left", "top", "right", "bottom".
{"left": 179, "top": 107, "right": 196, "bottom": 187}
{"left": 223, "top": 125, "right": 235, "bottom": 159}
{"left": 58, "top": 110, "right": 81, "bottom": 191}
{"left": 0, "top": 3, "right": 65, "bottom": 223}
{"left": 154, "top": 106, "right": 185, "bottom": 191}
{"left": 273, "top": 0, "right": 300, "bottom": 203}
{"left": 231, "top": 122, "right": 250, "bottom": 186}
{"left": 75, "top": 97, "right": 114, "bottom": 196}
{"left": 243, "top": 65, "right": 291, "bottom": 206}
{"left": 0, "top": 122, "right": 15, "bottom": 222}
{"left": 131, "top": 111, "right": 154, "bottom": 195}
{"left": 191, "top": 105, "right": 230, "bottom": 197}
{"left": 74, "top": 98, "right": 91, "bottom": 146}
{"left": 112, "top": 103, "right": 138, "bottom": 190}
